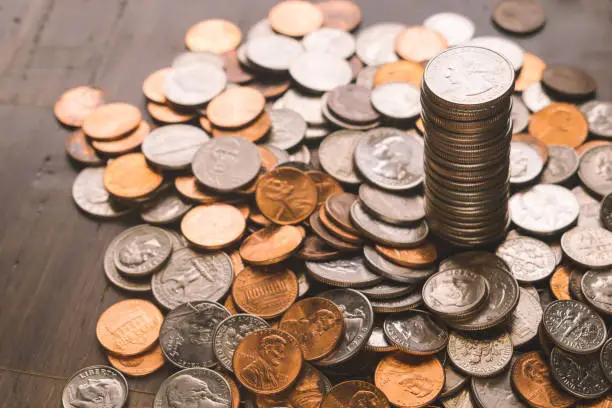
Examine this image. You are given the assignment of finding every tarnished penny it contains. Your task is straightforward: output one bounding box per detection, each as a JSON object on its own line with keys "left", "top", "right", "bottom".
{"left": 174, "top": 175, "right": 225, "bottom": 204}
{"left": 279, "top": 297, "right": 344, "bottom": 361}
{"left": 550, "top": 265, "right": 572, "bottom": 300}
{"left": 232, "top": 265, "right": 298, "bottom": 319}
{"left": 83, "top": 103, "right": 142, "bottom": 141}
{"left": 542, "top": 65, "right": 596, "bottom": 99}
{"left": 515, "top": 53, "right": 546, "bottom": 92}
{"left": 307, "top": 170, "right": 344, "bottom": 207}
{"left": 268, "top": 0, "right": 323, "bottom": 37}
{"left": 316, "top": 0, "right": 362, "bottom": 32}
{"left": 325, "top": 193, "right": 360, "bottom": 235}
{"left": 181, "top": 204, "right": 245, "bottom": 249}
{"left": 256, "top": 363, "right": 332, "bottom": 408}
{"left": 185, "top": 19, "right": 242, "bottom": 54}
{"left": 224, "top": 50, "right": 254, "bottom": 84}
{"left": 142, "top": 68, "right": 169, "bottom": 104}
{"left": 256, "top": 167, "right": 318, "bottom": 225}
{"left": 297, "top": 235, "right": 343, "bottom": 261}
{"left": 234, "top": 328, "right": 303, "bottom": 395}
{"left": 96, "top": 299, "right": 163, "bottom": 357}
{"left": 395, "top": 26, "right": 448, "bottom": 63}
{"left": 240, "top": 225, "right": 304, "bottom": 265}
{"left": 207, "top": 86, "right": 266, "bottom": 129}
{"left": 322, "top": 380, "right": 390, "bottom": 408}
{"left": 492, "top": 0, "right": 546, "bottom": 34}
{"left": 212, "top": 111, "right": 271, "bottom": 143}
{"left": 375, "top": 242, "right": 437, "bottom": 268}
{"left": 107, "top": 344, "right": 165, "bottom": 377}
{"left": 528, "top": 103, "right": 588, "bottom": 148}
{"left": 147, "top": 102, "right": 195, "bottom": 124}
{"left": 373, "top": 60, "right": 424, "bottom": 88}
{"left": 375, "top": 353, "right": 444, "bottom": 408}
{"left": 92, "top": 121, "right": 151, "bottom": 156}
{"left": 319, "top": 206, "right": 363, "bottom": 244}
{"left": 103, "top": 152, "right": 163, "bottom": 200}
{"left": 65, "top": 129, "right": 103, "bottom": 165}
{"left": 55, "top": 86, "right": 105, "bottom": 127}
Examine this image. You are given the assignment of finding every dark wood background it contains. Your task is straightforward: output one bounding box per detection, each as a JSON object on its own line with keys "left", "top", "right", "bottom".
{"left": 0, "top": 0, "right": 610, "bottom": 406}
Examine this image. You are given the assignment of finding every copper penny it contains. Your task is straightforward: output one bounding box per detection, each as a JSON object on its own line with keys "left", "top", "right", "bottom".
{"left": 576, "top": 396, "right": 612, "bottom": 408}
{"left": 373, "top": 61, "right": 425, "bottom": 88}
{"left": 416, "top": 117, "right": 425, "bottom": 134}
{"left": 515, "top": 53, "right": 546, "bottom": 92}
{"left": 83, "top": 103, "right": 142, "bottom": 141}
{"left": 185, "top": 19, "right": 242, "bottom": 54}
{"left": 309, "top": 210, "right": 362, "bottom": 251}
{"left": 395, "top": 26, "right": 448, "bottom": 63}
{"left": 107, "top": 344, "right": 165, "bottom": 377}
{"left": 240, "top": 225, "right": 304, "bottom": 265}
{"left": 65, "top": 129, "right": 103, "bottom": 165}
{"left": 224, "top": 294, "right": 240, "bottom": 315}
{"left": 142, "top": 68, "right": 169, "bottom": 104}
{"left": 96, "top": 299, "right": 163, "bottom": 357}
{"left": 319, "top": 206, "right": 363, "bottom": 244}
{"left": 550, "top": 264, "right": 572, "bottom": 300}
{"left": 322, "top": 380, "right": 390, "bottom": 408}
{"left": 279, "top": 297, "right": 344, "bottom": 361}
{"left": 236, "top": 203, "right": 251, "bottom": 220}
{"left": 92, "top": 121, "right": 151, "bottom": 156}
{"left": 54, "top": 86, "right": 105, "bottom": 127}
{"left": 512, "top": 133, "right": 549, "bottom": 163}
{"left": 212, "top": 111, "right": 271, "bottom": 143}
{"left": 257, "top": 363, "right": 331, "bottom": 408}
{"left": 199, "top": 116, "right": 213, "bottom": 133}
{"left": 307, "top": 170, "right": 344, "bottom": 207}
{"left": 316, "top": 0, "right": 362, "bottom": 32}
{"left": 325, "top": 192, "right": 360, "bottom": 235}
{"left": 219, "top": 372, "right": 241, "bottom": 408}
{"left": 249, "top": 205, "right": 273, "bottom": 227}
{"left": 268, "top": 1, "right": 324, "bottom": 37}
{"left": 512, "top": 351, "right": 576, "bottom": 408}
{"left": 256, "top": 167, "right": 318, "bottom": 225}
{"left": 528, "top": 103, "right": 588, "bottom": 148}
{"left": 103, "top": 152, "right": 163, "bottom": 199}
{"left": 228, "top": 249, "right": 245, "bottom": 276}
{"left": 375, "top": 242, "right": 438, "bottom": 268}
{"left": 375, "top": 353, "right": 444, "bottom": 407}
{"left": 234, "top": 328, "right": 303, "bottom": 395}
{"left": 576, "top": 140, "right": 612, "bottom": 156}
{"left": 297, "top": 234, "right": 343, "bottom": 261}
{"left": 206, "top": 86, "right": 266, "bottom": 129}
{"left": 250, "top": 78, "right": 291, "bottom": 100}
{"left": 181, "top": 204, "right": 246, "bottom": 249}
{"left": 232, "top": 265, "right": 298, "bottom": 319}
{"left": 258, "top": 146, "right": 280, "bottom": 171}
{"left": 147, "top": 102, "right": 195, "bottom": 124}
{"left": 174, "top": 175, "right": 224, "bottom": 203}
{"left": 224, "top": 50, "right": 255, "bottom": 84}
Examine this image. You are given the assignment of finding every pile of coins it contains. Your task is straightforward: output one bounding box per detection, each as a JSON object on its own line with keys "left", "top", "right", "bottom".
{"left": 54, "top": 0, "right": 612, "bottom": 407}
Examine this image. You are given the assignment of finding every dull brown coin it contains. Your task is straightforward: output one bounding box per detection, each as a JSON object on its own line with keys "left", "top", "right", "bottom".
{"left": 65, "top": 129, "right": 103, "bottom": 165}
{"left": 395, "top": 26, "right": 448, "bottom": 63}
{"left": 185, "top": 19, "right": 242, "bottom": 54}
{"left": 234, "top": 328, "right": 303, "bottom": 395}
{"left": 92, "top": 121, "right": 151, "bottom": 156}
{"left": 373, "top": 61, "right": 425, "bottom": 88}
{"left": 240, "top": 225, "right": 304, "bottom": 265}
{"left": 512, "top": 133, "right": 549, "bottom": 163}
{"left": 258, "top": 146, "right": 280, "bottom": 172}
{"left": 268, "top": 0, "right": 324, "bottom": 37}
{"left": 228, "top": 249, "right": 245, "bottom": 276}
{"left": 511, "top": 351, "right": 576, "bottom": 408}
{"left": 212, "top": 111, "right": 271, "bottom": 143}
{"left": 528, "top": 103, "right": 588, "bottom": 148}
{"left": 375, "top": 353, "right": 444, "bottom": 408}
{"left": 550, "top": 264, "right": 572, "bottom": 300}
{"left": 576, "top": 397, "right": 612, "bottom": 408}
{"left": 319, "top": 206, "right": 363, "bottom": 244}
{"left": 83, "top": 103, "right": 142, "bottom": 141}
{"left": 310, "top": 210, "right": 362, "bottom": 252}
{"left": 55, "top": 86, "right": 106, "bottom": 127}
{"left": 376, "top": 242, "right": 438, "bottom": 268}
{"left": 199, "top": 116, "right": 213, "bottom": 133}
{"left": 147, "top": 102, "right": 195, "bottom": 123}
{"left": 103, "top": 152, "right": 163, "bottom": 200}
{"left": 206, "top": 86, "right": 266, "bottom": 128}
{"left": 249, "top": 205, "right": 273, "bottom": 227}
{"left": 232, "top": 265, "right": 298, "bottom": 319}
{"left": 96, "top": 299, "right": 163, "bottom": 357}
{"left": 307, "top": 170, "right": 344, "bottom": 207}
{"left": 224, "top": 50, "right": 255, "bottom": 84}
{"left": 316, "top": 0, "right": 362, "bottom": 31}
{"left": 256, "top": 167, "right": 318, "bottom": 225}
{"left": 219, "top": 372, "right": 240, "bottom": 408}
{"left": 250, "top": 78, "right": 291, "bottom": 100}
{"left": 142, "top": 68, "right": 169, "bottom": 104}
{"left": 174, "top": 175, "right": 225, "bottom": 204}
{"left": 325, "top": 193, "right": 361, "bottom": 235}
{"left": 297, "top": 235, "right": 343, "bottom": 261}
{"left": 416, "top": 117, "right": 425, "bottom": 134}
{"left": 575, "top": 140, "right": 612, "bottom": 156}
{"left": 515, "top": 53, "right": 546, "bottom": 92}
{"left": 224, "top": 295, "right": 240, "bottom": 315}
{"left": 256, "top": 364, "right": 331, "bottom": 408}
{"left": 107, "top": 344, "right": 165, "bottom": 377}
{"left": 279, "top": 297, "right": 344, "bottom": 361}
{"left": 181, "top": 204, "right": 246, "bottom": 249}
{"left": 322, "top": 380, "right": 390, "bottom": 408}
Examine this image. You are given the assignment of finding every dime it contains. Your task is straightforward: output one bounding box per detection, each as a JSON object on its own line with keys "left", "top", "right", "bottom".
{"left": 154, "top": 367, "right": 232, "bottom": 408}
{"left": 110, "top": 224, "right": 172, "bottom": 277}
{"left": 601, "top": 338, "right": 612, "bottom": 384}
{"left": 510, "top": 140, "right": 544, "bottom": 185}
{"left": 395, "top": 26, "right": 448, "bottom": 63}
{"left": 550, "top": 264, "right": 572, "bottom": 300}
{"left": 62, "top": 365, "right": 128, "bottom": 408}
{"left": 72, "top": 167, "right": 130, "bottom": 218}
{"left": 467, "top": 36, "right": 524, "bottom": 71}
{"left": 529, "top": 103, "right": 588, "bottom": 147}
{"left": 152, "top": 248, "right": 234, "bottom": 309}
{"left": 471, "top": 357, "right": 528, "bottom": 408}
{"left": 579, "top": 145, "right": 612, "bottom": 197}
{"left": 104, "top": 236, "right": 151, "bottom": 292}
{"left": 581, "top": 100, "right": 612, "bottom": 138}
{"left": 142, "top": 124, "right": 209, "bottom": 170}
{"left": 206, "top": 86, "right": 265, "bottom": 129}
{"left": 92, "top": 120, "right": 150, "bottom": 156}
{"left": 256, "top": 363, "right": 332, "bottom": 408}
{"left": 66, "top": 129, "right": 103, "bottom": 165}
{"left": 508, "top": 287, "right": 543, "bottom": 347}
{"left": 370, "top": 290, "right": 424, "bottom": 313}
{"left": 96, "top": 299, "right": 163, "bottom": 356}
{"left": 359, "top": 184, "right": 425, "bottom": 225}
{"left": 422, "top": 268, "right": 488, "bottom": 317}
{"left": 181, "top": 204, "right": 245, "bottom": 249}
{"left": 366, "top": 322, "right": 398, "bottom": 352}
{"left": 327, "top": 84, "right": 379, "bottom": 124}
{"left": 375, "top": 353, "right": 443, "bottom": 407}
{"left": 355, "top": 22, "right": 406, "bottom": 66}
{"left": 511, "top": 96, "right": 530, "bottom": 134}
{"left": 322, "top": 380, "right": 390, "bottom": 408}
{"left": 289, "top": 51, "right": 352, "bottom": 93}
{"left": 164, "top": 63, "right": 227, "bottom": 107}
{"left": 140, "top": 190, "right": 192, "bottom": 225}
{"left": 492, "top": 0, "right": 546, "bottom": 34}
{"left": 371, "top": 83, "right": 421, "bottom": 120}
{"left": 316, "top": 0, "right": 362, "bottom": 31}
{"left": 540, "top": 145, "right": 579, "bottom": 184}
{"left": 550, "top": 347, "right": 611, "bottom": 399}
{"left": 103, "top": 152, "right": 163, "bottom": 200}
{"left": 602, "top": 193, "right": 612, "bottom": 230}
{"left": 240, "top": 225, "right": 304, "bottom": 265}
{"left": 107, "top": 344, "right": 165, "bottom": 377}
{"left": 522, "top": 82, "right": 553, "bottom": 113}
{"left": 515, "top": 53, "right": 546, "bottom": 92}
{"left": 55, "top": 86, "right": 105, "bottom": 127}
{"left": 447, "top": 331, "right": 513, "bottom": 377}
{"left": 319, "top": 129, "right": 364, "bottom": 184}
{"left": 307, "top": 171, "right": 344, "bottom": 207}
{"left": 561, "top": 227, "right": 612, "bottom": 269}
{"left": 358, "top": 280, "right": 415, "bottom": 300}
{"left": 542, "top": 65, "right": 596, "bottom": 99}
{"left": 303, "top": 27, "right": 356, "bottom": 59}
{"left": 581, "top": 269, "right": 612, "bottom": 315}
{"left": 423, "top": 12, "right": 475, "bottom": 46}
{"left": 185, "top": 19, "right": 241, "bottom": 53}
{"left": 496, "top": 237, "right": 556, "bottom": 283}
{"left": 373, "top": 60, "right": 424, "bottom": 88}
{"left": 306, "top": 256, "right": 382, "bottom": 288}
{"left": 441, "top": 364, "right": 467, "bottom": 398}
{"left": 383, "top": 310, "right": 448, "bottom": 355}
{"left": 572, "top": 186, "right": 604, "bottom": 228}
{"left": 82, "top": 102, "right": 141, "bottom": 141}
{"left": 363, "top": 245, "right": 434, "bottom": 283}
{"left": 265, "top": 108, "right": 307, "bottom": 150}
{"left": 375, "top": 242, "right": 437, "bottom": 268}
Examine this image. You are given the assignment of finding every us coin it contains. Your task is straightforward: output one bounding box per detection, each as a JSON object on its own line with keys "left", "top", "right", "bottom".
{"left": 371, "top": 83, "right": 421, "bottom": 120}
{"left": 305, "top": 256, "right": 383, "bottom": 288}
{"left": 581, "top": 100, "right": 612, "bottom": 138}
{"left": 422, "top": 268, "right": 488, "bottom": 317}
{"left": 111, "top": 225, "right": 172, "bottom": 277}
{"left": 142, "top": 125, "right": 209, "bottom": 170}
{"left": 467, "top": 36, "right": 524, "bottom": 71}
{"left": 441, "top": 364, "right": 467, "bottom": 398}
{"left": 369, "top": 290, "right": 423, "bottom": 313}
{"left": 355, "top": 22, "right": 406, "bottom": 66}
{"left": 578, "top": 145, "right": 612, "bottom": 197}
{"left": 62, "top": 365, "right": 128, "bottom": 408}
{"left": 319, "top": 129, "right": 364, "bottom": 184}
{"left": 366, "top": 323, "right": 398, "bottom": 352}
{"left": 140, "top": 190, "right": 192, "bottom": 225}
{"left": 471, "top": 356, "right": 528, "bottom": 408}
{"left": 212, "top": 313, "right": 269, "bottom": 372}
{"left": 601, "top": 193, "right": 612, "bottom": 230}
{"left": 581, "top": 269, "right": 612, "bottom": 315}
{"left": 550, "top": 347, "right": 611, "bottom": 399}
{"left": 447, "top": 331, "right": 513, "bottom": 377}
{"left": 164, "top": 63, "right": 226, "bottom": 107}
{"left": 561, "top": 227, "right": 612, "bottom": 269}
{"left": 492, "top": 0, "right": 546, "bottom": 34}
{"left": 496, "top": 237, "right": 556, "bottom": 283}
{"left": 510, "top": 140, "right": 543, "bottom": 185}
{"left": 153, "top": 367, "right": 232, "bottom": 408}
{"left": 171, "top": 51, "right": 225, "bottom": 69}
{"left": 358, "top": 280, "right": 415, "bottom": 300}
{"left": 363, "top": 245, "right": 434, "bottom": 283}
{"left": 104, "top": 238, "right": 152, "bottom": 293}
{"left": 327, "top": 84, "right": 380, "bottom": 124}
{"left": 511, "top": 95, "right": 530, "bottom": 134}
{"left": 289, "top": 51, "right": 352, "bottom": 93}
{"left": 521, "top": 82, "right": 552, "bottom": 113}
{"left": 572, "top": 186, "right": 604, "bottom": 228}
{"left": 542, "top": 65, "right": 596, "bottom": 99}
{"left": 540, "top": 145, "right": 579, "bottom": 185}
{"left": 423, "top": 12, "right": 475, "bottom": 46}
{"left": 246, "top": 34, "right": 303, "bottom": 72}
{"left": 442, "top": 388, "right": 474, "bottom": 408}
{"left": 508, "top": 287, "right": 543, "bottom": 347}
{"left": 265, "top": 108, "right": 307, "bottom": 150}
{"left": 359, "top": 184, "right": 425, "bottom": 225}
{"left": 600, "top": 338, "right": 612, "bottom": 384}
{"left": 256, "top": 363, "right": 332, "bottom": 408}
{"left": 278, "top": 89, "right": 325, "bottom": 125}
{"left": 302, "top": 27, "right": 356, "bottom": 59}
{"left": 72, "top": 167, "right": 131, "bottom": 218}
{"left": 383, "top": 310, "right": 448, "bottom": 355}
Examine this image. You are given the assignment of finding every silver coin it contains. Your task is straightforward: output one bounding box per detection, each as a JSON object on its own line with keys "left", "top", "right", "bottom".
{"left": 318, "top": 129, "right": 364, "bottom": 184}
{"left": 350, "top": 200, "right": 429, "bottom": 247}
{"left": 152, "top": 248, "right": 234, "bottom": 310}
{"left": 580, "top": 100, "right": 612, "bottom": 138}
{"left": 305, "top": 125, "right": 331, "bottom": 141}
{"left": 471, "top": 356, "right": 528, "bottom": 408}
{"left": 439, "top": 251, "right": 510, "bottom": 273}
{"left": 289, "top": 51, "right": 352, "bottom": 93}
{"left": 572, "top": 185, "right": 603, "bottom": 228}
{"left": 163, "top": 228, "right": 189, "bottom": 250}
{"left": 383, "top": 310, "right": 448, "bottom": 355}
{"left": 511, "top": 95, "right": 530, "bottom": 134}
{"left": 192, "top": 136, "right": 261, "bottom": 192}
{"left": 62, "top": 365, "right": 128, "bottom": 408}
{"left": 441, "top": 389, "right": 474, "bottom": 408}
{"left": 247, "top": 18, "right": 275, "bottom": 40}
{"left": 441, "top": 364, "right": 467, "bottom": 398}
{"left": 321, "top": 91, "right": 380, "bottom": 131}
{"left": 447, "top": 331, "right": 513, "bottom": 377}
{"left": 265, "top": 108, "right": 307, "bottom": 150}
{"left": 578, "top": 145, "right": 612, "bottom": 197}
{"left": 246, "top": 34, "right": 303, "bottom": 72}
{"left": 550, "top": 347, "right": 611, "bottom": 399}
{"left": 172, "top": 51, "right": 225, "bottom": 69}
{"left": 278, "top": 89, "right": 325, "bottom": 126}
{"left": 212, "top": 313, "right": 269, "bottom": 372}
{"left": 140, "top": 190, "right": 192, "bottom": 225}
{"left": 359, "top": 184, "right": 425, "bottom": 225}
{"left": 581, "top": 269, "right": 612, "bottom": 315}
{"left": 510, "top": 140, "right": 544, "bottom": 185}
{"left": 601, "top": 338, "right": 612, "bottom": 384}
{"left": 509, "top": 184, "right": 579, "bottom": 236}
{"left": 164, "top": 63, "right": 227, "bottom": 107}
{"left": 422, "top": 268, "right": 488, "bottom": 317}
{"left": 154, "top": 367, "right": 232, "bottom": 408}
{"left": 423, "top": 12, "right": 475, "bottom": 46}
{"left": 369, "top": 290, "right": 424, "bottom": 313}
{"left": 467, "top": 36, "right": 525, "bottom": 71}
{"left": 305, "top": 256, "right": 383, "bottom": 288}
{"left": 315, "top": 288, "right": 374, "bottom": 367}
{"left": 569, "top": 267, "right": 587, "bottom": 303}
{"left": 264, "top": 144, "right": 291, "bottom": 166}
{"left": 355, "top": 65, "right": 378, "bottom": 89}
{"left": 288, "top": 144, "right": 311, "bottom": 164}
{"left": 327, "top": 84, "right": 380, "bottom": 124}
{"left": 543, "top": 299, "right": 607, "bottom": 354}
{"left": 561, "top": 226, "right": 612, "bottom": 269}
{"left": 357, "top": 280, "right": 416, "bottom": 300}
{"left": 103, "top": 237, "right": 151, "bottom": 293}
{"left": 142, "top": 125, "right": 209, "bottom": 170}
{"left": 72, "top": 167, "right": 131, "bottom": 218}
{"left": 521, "top": 82, "right": 552, "bottom": 113}
{"left": 540, "top": 145, "right": 579, "bottom": 185}
{"left": 371, "top": 82, "right": 421, "bottom": 120}
{"left": 508, "top": 287, "right": 543, "bottom": 347}
{"left": 302, "top": 27, "right": 356, "bottom": 59}
{"left": 363, "top": 245, "right": 434, "bottom": 284}
{"left": 355, "top": 23, "right": 405, "bottom": 66}
{"left": 602, "top": 193, "right": 612, "bottom": 231}
{"left": 496, "top": 237, "right": 556, "bottom": 283}
{"left": 366, "top": 324, "right": 396, "bottom": 351}
{"left": 110, "top": 224, "right": 172, "bottom": 277}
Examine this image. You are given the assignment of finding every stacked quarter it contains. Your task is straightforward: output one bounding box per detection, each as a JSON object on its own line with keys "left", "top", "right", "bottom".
{"left": 422, "top": 46, "right": 515, "bottom": 247}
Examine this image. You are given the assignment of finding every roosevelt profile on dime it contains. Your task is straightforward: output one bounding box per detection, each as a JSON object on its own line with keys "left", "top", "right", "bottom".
{"left": 165, "top": 373, "right": 229, "bottom": 408}
{"left": 69, "top": 377, "right": 125, "bottom": 407}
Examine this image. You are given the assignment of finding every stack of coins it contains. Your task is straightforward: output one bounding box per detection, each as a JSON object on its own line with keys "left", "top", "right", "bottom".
{"left": 422, "top": 46, "right": 515, "bottom": 247}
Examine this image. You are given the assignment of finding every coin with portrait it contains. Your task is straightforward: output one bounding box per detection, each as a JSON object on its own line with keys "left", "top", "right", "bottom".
{"left": 256, "top": 363, "right": 332, "bottom": 408}
{"left": 383, "top": 310, "right": 448, "bottom": 355}
{"left": 422, "top": 268, "right": 488, "bottom": 317}
{"left": 62, "top": 365, "right": 128, "bottom": 408}
{"left": 154, "top": 367, "right": 232, "bottom": 408}
{"left": 447, "top": 331, "right": 513, "bottom": 377}
{"left": 110, "top": 225, "right": 172, "bottom": 277}
{"left": 581, "top": 269, "right": 612, "bottom": 315}
{"left": 212, "top": 314, "right": 269, "bottom": 373}
{"left": 322, "top": 380, "right": 390, "bottom": 408}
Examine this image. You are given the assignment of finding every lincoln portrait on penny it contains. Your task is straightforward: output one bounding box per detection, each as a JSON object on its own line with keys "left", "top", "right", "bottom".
{"left": 242, "top": 334, "right": 288, "bottom": 389}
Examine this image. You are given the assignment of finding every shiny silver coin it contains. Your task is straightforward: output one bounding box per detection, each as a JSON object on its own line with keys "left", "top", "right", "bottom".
{"left": 62, "top": 365, "right": 128, "bottom": 408}
{"left": 359, "top": 184, "right": 425, "bottom": 225}
{"left": 246, "top": 34, "right": 303, "bottom": 72}
{"left": 366, "top": 324, "right": 396, "bottom": 352}
{"left": 371, "top": 82, "right": 421, "bottom": 120}
{"left": 153, "top": 367, "right": 232, "bottom": 408}
{"left": 318, "top": 129, "right": 364, "bottom": 184}
{"left": 110, "top": 224, "right": 172, "bottom": 277}
{"left": 212, "top": 313, "right": 269, "bottom": 372}
{"left": 508, "top": 287, "right": 543, "bottom": 347}
{"left": 440, "top": 251, "right": 508, "bottom": 273}
{"left": 578, "top": 145, "right": 612, "bottom": 197}
{"left": 152, "top": 248, "right": 234, "bottom": 310}
{"left": 355, "top": 23, "right": 405, "bottom": 66}
{"left": 163, "top": 228, "right": 189, "bottom": 250}
{"left": 601, "top": 338, "right": 612, "bottom": 384}
{"left": 192, "top": 136, "right": 261, "bottom": 192}
{"left": 140, "top": 190, "right": 192, "bottom": 225}
{"left": 496, "top": 237, "right": 556, "bottom": 283}
{"left": 572, "top": 185, "right": 603, "bottom": 228}
{"left": 369, "top": 290, "right": 424, "bottom": 313}
{"left": 581, "top": 269, "right": 612, "bottom": 315}
{"left": 467, "top": 36, "right": 524, "bottom": 71}
{"left": 540, "top": 145, "right": 579, "bottom": 185}
{"left": 264, "top": 144, "right": 290, "bottom": 165}
{"left": 422, "top": 268, "right": 488, "bottom": 317}
{"left": 423, "top": 12, "right": 475, "bottom": 46}
{"left": 602, "top": 193, "right": 612, "bottom": 231}
{"left": 550, "top": 347, "right": 611, "bottom": 399}
{"left": 304, "top": 124, "right": 331, "bottom": 141}
{"left": 510, "top": 140, "right": 544, "bottom": 185}
{"left": 357, "top": 280, "right": 416, "bottom": 300}
{"left": 383, "top": 310, "right": 448, "bottom": 355}
{"left": 172, "top": 51, "right": 225, "bottom": 69}
{"left": 265, "top": 108, "right": 307, "bottom": 150}
{"left": 581, "top": 100, "right": 612, "bottom": 138}
{"left": 276, "top": 89, "right": 325, "bottom": 126}
{"left": 302, "top": 27, "right": 356, "bottom": 60}
{"left": 72, "top": 167, "right": 131, "bottom": 219}
{"left": 561, "top": 226, "right": 612, "bottom": 269}
{"left": 441, "top": 389, "right": 474, "bottom": 408}
{"left": 288, "top": 144, "right": 311, "bottom": 164}
{"left": 447, "top": 331, "right": 513, "bottom": 378}
{"left": 104, "top": 237, "right": 151, "bottom": 293}
{"left": 471, "top": 356, "right": 528, "bottom": 408}
{"left": 355, "top": 65, "right": 378, "bottom": 89}
{"left": 327, "top": 84, "right": 380, "bottom": 124}
{"left": 511, "top": 95, "right": 530, "bottom": 134}
{"left": 247, "top": 18, "right": 274, "bottom": 39}
{"left": 289, "top": 51, "right": 352, "bottom": 93}
{"left": 305, "top": 256, "right": 383, "bottom": 288}
{"left": 521, "top": 82, "right": 553, "bottom": 112}
{"left": 363, "top": 245, "right": 434, "bottom": 284}
{"left": 142, "top": 124, "right": 210, "bottom": 170}
{"left": 164, "top": 63, "right": 227, "bottom": 107}
{"left": 441, "top": 364, "right": 468, "bottom": 398}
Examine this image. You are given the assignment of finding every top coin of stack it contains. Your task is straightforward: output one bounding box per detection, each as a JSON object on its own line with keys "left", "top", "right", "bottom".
{"left": 422, "top": 46, "right": 515, "bottom": 247}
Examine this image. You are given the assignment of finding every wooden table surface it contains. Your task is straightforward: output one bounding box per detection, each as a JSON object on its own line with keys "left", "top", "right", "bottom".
{"left": 0, "top": 0, "right": 610, "bottom": 406}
